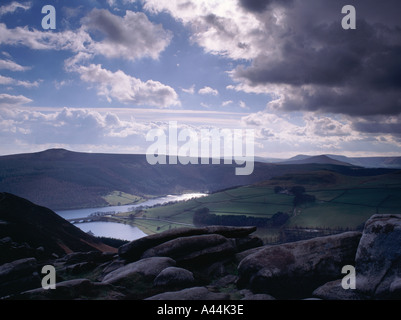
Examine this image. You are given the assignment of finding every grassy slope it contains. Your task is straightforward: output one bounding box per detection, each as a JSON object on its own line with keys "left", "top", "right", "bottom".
{"left": 102, "top": 191, "right": 144, "bottom": 206}
{"left": 117, "top": 170, "right": 401, "bottom": 240}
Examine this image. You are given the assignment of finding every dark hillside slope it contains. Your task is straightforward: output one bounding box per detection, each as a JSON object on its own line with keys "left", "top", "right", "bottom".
{"left": 0, "top": 192, "right": 115, "bottom": 261}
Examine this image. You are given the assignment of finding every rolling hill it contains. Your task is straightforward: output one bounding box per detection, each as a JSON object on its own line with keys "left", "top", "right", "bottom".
{"left": 0, "top": 148, "right": 277, "bottom": 210}
{"left": 279, "top": 155, "right": 353, "bottom": 166}
{"left": 0, "top": 149, "right": 398, "bottom": 211}
{"left": 328, "top": 155, "right": 401, "bottom": 169}
{"left": 267, "top": 154, "right": 401, "bottom": 169}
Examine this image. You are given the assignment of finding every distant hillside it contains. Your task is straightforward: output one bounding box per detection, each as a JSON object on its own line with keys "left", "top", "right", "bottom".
{"left": 273, "top": 154, "right": 401, "bottom": 169}
{"left": 329, "top": 155, "right": 401, "bottom": 169}
{"left": 284, "top": 155, "right": 312, "bottom": 162}
{"left": 0, "top": 149, "right": 277, "bottom": 210}
{"left": 0, "top": 149, "right": 397, "bottom": 210}
{"left": 258, "top": 154, "right": 401, "bottom": 169}
{"left": 0, "top": 192, "right": 115, "bottom": 260}
{"left": 279, "top": 155, "right": 353, "bottom": 166}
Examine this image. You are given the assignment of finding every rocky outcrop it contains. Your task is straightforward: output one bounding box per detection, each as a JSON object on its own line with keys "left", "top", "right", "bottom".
{"left": 239, "top": 289, "right": 276, "bottom": 300}
{"left": 0, "top": 237, "right": 44, "bottom": 264}
{"left": 153, "top": 267, "right": 195, "bottom": 288}
{"left": 102, "top": 257, "right": 176, "bottom": 286}
{"left": 0, "top": 257, "right": 41, "bottom": 297}
{"left": 310, "top": 214, "right": 401, "bottom": 300}
{"left": 118, "top": 226, "right": 257, "bottom": 262}
{"left": 145, "top": 286, "right": 230, "bottom": 300}
{"left": 16, "top": 278, "right": 124, "bottom": 300}
{"left": 54, "top": 251, "right": 116, "bottom": 276}
{"left": 141, "top": 234, "right": 237, "bottom": 266}
{"left": 312, "top": 279, "right": 367, "bottom": 300}
{"left": 1, "top": 225, "right": 263, "bottom": 300}
{"left": 3, "top": 213, "right": 401, "bottom": 300}
{"left": 354, "top": 214, "right": 401, "bottom": 299}
{"left": 237, "top": 231, "right": 362, "bottom": 299}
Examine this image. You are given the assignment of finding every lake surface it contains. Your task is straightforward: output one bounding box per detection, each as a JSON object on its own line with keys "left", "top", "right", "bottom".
{"left": 55, "top": 193, "right": 207, "bottom": 241}
{"left": 77, "top": 222, "right": 147, "bottom": 241}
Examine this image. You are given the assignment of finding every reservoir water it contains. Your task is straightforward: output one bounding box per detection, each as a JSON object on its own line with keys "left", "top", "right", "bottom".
{"left": 77, "top": 222, "right": 148, "bottom": 241}
{"left": 55, "top": 193, "right": 206, "bottom": 241}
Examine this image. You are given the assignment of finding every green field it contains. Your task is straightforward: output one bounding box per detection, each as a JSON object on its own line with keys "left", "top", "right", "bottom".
{"left": 102, "top": 191, "right": 144, "bottom": 206}
{"left": 115, "top": 170, "right": 401, "bottom": 240}
{"left": 289, "top": 202, "right": 377, "bottom": 229}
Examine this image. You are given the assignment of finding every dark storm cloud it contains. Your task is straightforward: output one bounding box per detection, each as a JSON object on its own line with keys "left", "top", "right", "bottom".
{"left": 203, "top": 14, "right": 236, "bottom": 38}
{"left": 352, "top": 117, "right": 401, "bottom": 135}
{"left": 232, "top": 0, "right": 401, "bottom": 117}
{"left": 80, "top": 8, "right": 172, "bottom": 61}
{"left": 84, "top": 8, "right": 127, "bottom": 43}
{"left": 239, "top": 0, "right": 293, "bottom": 12}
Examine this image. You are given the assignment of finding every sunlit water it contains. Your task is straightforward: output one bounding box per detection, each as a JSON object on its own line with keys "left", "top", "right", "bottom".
{"left": 77, "top": 222, "right": 147, "bottom": 241}
{"left": 55, "top": 193, "right": 207, "bottom": 241}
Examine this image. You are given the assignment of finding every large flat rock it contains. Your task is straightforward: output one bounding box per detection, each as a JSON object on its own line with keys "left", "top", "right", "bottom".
{"left": 102, "top": 256, "right": 176, "bottom": 286}
{"left": 141, "top": 234, "right": 237, "bottom": 266}
{"left": 118, "top": 226, "right": 257, "bottom": 262}
{"left": 237, "top": 231, "right": 362, "bottom": 299}
{"left": 0, "top": 258, "right": 41, "bottom": 297}
{"left": 145, "top": 286, "right": 229, "bottom": 300}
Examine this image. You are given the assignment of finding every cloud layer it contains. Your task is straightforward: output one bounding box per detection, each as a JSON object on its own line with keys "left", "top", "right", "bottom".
{"left": 0, "top": 7, "right": 179, "bottom": 108}
{"left": 82, "top": 8, "right": 172, "bottom": 61}
{"left": 140, "top": 0, "right": 401, "bottom": 137}
{"left": 77, "top": 64, "right": 180, "bottom": 108}
{"left": 1, "top": 1, "right": 401, "bottom": 157}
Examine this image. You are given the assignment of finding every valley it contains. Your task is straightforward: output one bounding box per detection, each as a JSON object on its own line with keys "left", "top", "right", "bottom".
{"left": 1, "top": 148, "right": 400, "bottom": 244}
{"left": 104, "top": 167, "right": 401, "bottom": 243}
{"left": 1, "top": 148, "right": 401, "bottom": 301}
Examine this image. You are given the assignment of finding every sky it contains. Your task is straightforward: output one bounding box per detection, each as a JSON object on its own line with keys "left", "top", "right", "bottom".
{"left": 0, "top": 0, "right": 400, "bottom": 158}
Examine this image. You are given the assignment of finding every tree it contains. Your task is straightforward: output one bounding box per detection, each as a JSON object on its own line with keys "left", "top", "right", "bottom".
{"left": 271, "top": 212, "right": 290, "bottom": 227}
{"left": 293, "top": 193, "right": 316, "bottom": 206}
{"left": 289, "top": 186, "right": 306, "bottom": 196}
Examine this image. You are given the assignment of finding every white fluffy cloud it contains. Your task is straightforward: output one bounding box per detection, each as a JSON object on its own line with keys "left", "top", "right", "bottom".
{"left": 0, "top": 9, "right": 171, "bottom": 61}
{"left": 76, "top": 64, "right": 180, "bottom": 108}
{"left": 0, "top": 23, "right": 92, "bottom": 51}
{"left": 181, "top": 85, "right": 195, "bottom": 94}
{"left": 0, "top": 1, "right": 31, "bottom": 16}
{"left": 0, "top": 75, "right": 39, "bottom": 88}
{"left": 0, "top": 93, "right": 32, "bottom": 106}
{"left": 0, "top": 107, "right": 150, "bottom": 146}
{"left": 222, "top": 100, "right": 233, "bottom": 107}
{"left": 0, "top": 58, "right": 29, "bottom": 71}
{"left": 198, "top": 86, "right": 218, "bottom": 96}
{"left": 242, "top": 110, "right": 359, "bottom": 146}
{"left": 239, "top": 109, "right": 401, "bottom": 157}
{"left": 143, "top": 0, "right": 264, "bottom": 60}
{"left": 0, "top": 9, "right": 178, "bottom": 108}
